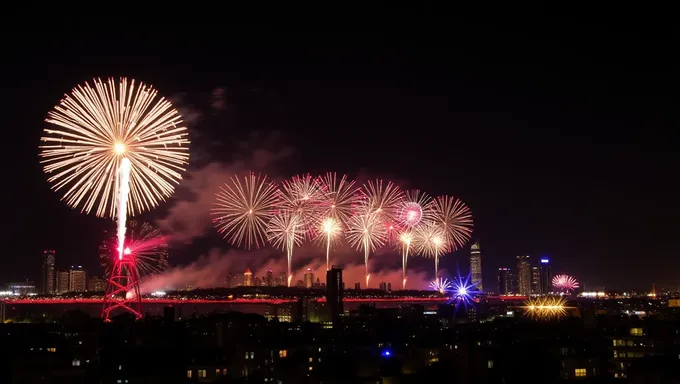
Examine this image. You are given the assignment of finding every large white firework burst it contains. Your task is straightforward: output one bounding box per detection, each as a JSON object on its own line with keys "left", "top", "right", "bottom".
{"left": 39, "top": 77, "right": 190, "bottom": 217}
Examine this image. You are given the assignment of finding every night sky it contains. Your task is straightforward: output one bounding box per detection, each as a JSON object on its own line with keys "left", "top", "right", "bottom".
{"left": 2, "top": 19, "right": 678, "bottom": 290}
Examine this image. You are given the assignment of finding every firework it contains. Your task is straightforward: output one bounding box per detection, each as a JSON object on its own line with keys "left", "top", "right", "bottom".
{"left": 552, "top": 274, "right": 579, "bottom": 292}
{"left": 317, "top": 217, "right": 342, "bottom": 271}
{"left": 316, "top": 172, "right": 361, "bottom": 226}
{"left": 99, "top": 220, "right": 169, "bottom": 279}
{"left": 267, "top": 212, "right": 306, "bottom": 286}
{"left": 212, "top": 173, "right": 280, "bottom": 249}
{"left": 450, "top": 272, "right": 481, "bottom": 305}
{"left": 429, "top": 277, "right": 452, "bottom": 294}
{"left": 397, "top": 230, "right": 414, "bottom": 289}
{"left": 280, "top": 174, "right": 324, "bottom": 237}
{"left": 361, "top": 179, "right": 405, "bottom": 220}
{"left": 522, "top": 296, "right": 568, "bottom": 320}
{"left": 40, "top": 77, "right": 190, "bottom": 218}
{"left": 413, "top": 221, "right": 449, "bottom": 278}
{"left": 316, "top": 173, "right": 361, "bottom": 269}
{"left": 398, "top": 190, "right": 432, "bottom": 228}
{"left": 346, "top": 208, "right": 387, "bottom": 287}
{"left": 429, "top": 196, "right": 473, "bottom": 251}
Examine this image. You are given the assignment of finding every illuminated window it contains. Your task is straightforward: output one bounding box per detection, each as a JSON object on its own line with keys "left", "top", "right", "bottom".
{"left": 250, "top": 352, "right": 254, "bottom": 359}
{"left": 72, "top": 360, "right": 81, "bottom": 367}
{"left": 308, "top": 357, "right": 313, "bottom": 362}
{"left": 47, "top": 348, "right": 56, "bottom": 352}
{"left": 216, "top": 369, "right": 221, "bottom": 376}
{"left": 630, "top": 328, "right": 643, "bottom": 336}
{"left": 223, "top": 369, "right": 227, "bottom": 375}
{"left": 186, "top": 371, "right": 192, "bottom": 378}
{"left": 487, "top": 360, "right": 494, "bottom": 369}
{"left": 308, "top": 366, "right": 313, "bottom": 371}
{"left": 245, "top": 352, "right": 249, "bottom": 359}
{"left": 279, "top": 350, "right": 287, "bottom": 358}
{"left": 575, "top": 368, "right": 586, "bottom": 377}
{"left": 198, "top": 370, "right": 206, "bottom": 378}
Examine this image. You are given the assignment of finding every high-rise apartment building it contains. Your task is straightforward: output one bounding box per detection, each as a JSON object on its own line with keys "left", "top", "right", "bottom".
{"left": 304, "top": 268, "right": 314, "bottom": 288}
{"left": 516, "top": 255, "right": 531, "bottom": 296}
{"left": 469, "top": 240, "right": 483, "bottom": 291}
{"left": 539, "top": 258, "right": 552, "bottom": 294}
{"left": 69, "top": 266, "right": 87, "bottom": 292}
{"left": 87, "top": 276, "right": 106, "bottom": 292}
{"left": 41, "top": 250, "right": 56, "bottom": 294}
{"left": 56, "top": 271, "right": 69, "bottom": 293}
{"left": 326, "top": 266, "right": 343, "bottom": 326}
{"left": 243, "top": 269, "right": 253, "bottom": 287}
{"left": 531, "top": 265, "right": 540, "bottom": 294}
{"left": 498, "top": 267, "right": 511, "bottom": 294}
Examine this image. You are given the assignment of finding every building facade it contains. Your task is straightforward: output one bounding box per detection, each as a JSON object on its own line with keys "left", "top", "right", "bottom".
{"left": 57, "top": 271, "right": 69, "bottom": 293}
{"left": 469, "top": 240, "right": 483, "bottom": 291}
{"left": 539, "top": 258, "right": 552, "bottom": 294}
{"left": 69, "top": 266, "right": 87, "bottom": 292}
{"left": 516, "top": 255, "right": 531, "bottom": 296}
{"left": 41, "top": 250, "right": 56, "bottom": 295}
{"left": 497, "top": 268, "right": 511, "bottom": 294}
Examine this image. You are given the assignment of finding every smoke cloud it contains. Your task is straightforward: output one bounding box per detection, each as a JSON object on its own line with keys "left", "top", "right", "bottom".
{"left": 155, "top": 131, "right": 295, "bottom": 244}
{"left": 139, "top": 244, "right": 436, "bottom": 294}
{"left": 150, "top": 90, "right": 444, "bottom": 294}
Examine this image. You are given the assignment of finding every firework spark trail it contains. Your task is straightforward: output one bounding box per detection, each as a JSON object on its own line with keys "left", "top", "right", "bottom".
{"left": 347, "top": 207, "right": 386, "bottom": 287}
{"left": 398, "top": 231, "right": 413, "bottom": 289}
{"left": 117, "top": 158, "right": 131, "bottom": 260}
{"left": 267, "top": 212, "right": 305, "bottom": 287}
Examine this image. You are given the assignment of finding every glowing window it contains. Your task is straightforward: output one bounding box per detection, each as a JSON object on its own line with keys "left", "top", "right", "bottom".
{"left": 630, "top": 328, "right": 643, "bottom": 336}
{"left": 279, "top": 350, "right": 287, "bottom": 358}
{"left": 198, "top": 370, "right": 206, "bottom": 378}
{"left": 186, "top": 371, "right": 192, "bottom": 378}
{"left": 575, "top": 368, "right": 586, "bottom": 377}
{"left": 487, "top": 360, "right": 494, "bottom": 369}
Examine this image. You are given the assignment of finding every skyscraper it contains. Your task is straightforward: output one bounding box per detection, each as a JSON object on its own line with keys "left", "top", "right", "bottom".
{"left": 531, "top": 265, "right": 540, "bottom": 294}
{"left": 41, "top": 250, "right": 56, "bottom": 294}
{"left": 516, "top": 255, "right": 531, "bottom": 295}
{"left": 498, "top": 267, "right": 511, "bottom": 294}
{"left": 69, "top": 266, "right": 87, "bottom": 292}
{"left": 244, "top": 269, "right": 253, "bottom": 287}
{"left": 469, "top": 240, "right": 483, "bottom": 291}
{"left": 304, "top": 268, "right": 314, "bottom": 288}
{"left": 326, "top": 266, "right": 343, "bottom": 326}
{"left": 539, "top": 258, "right": 552, "bottom": 294}
{"left": 57, "top": 271, "right": 69, "bottom": 293}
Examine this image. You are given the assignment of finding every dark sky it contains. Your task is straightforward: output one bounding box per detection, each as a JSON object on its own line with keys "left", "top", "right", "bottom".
{"left": 2, "top": 18, "right": 678, "bottom": 290}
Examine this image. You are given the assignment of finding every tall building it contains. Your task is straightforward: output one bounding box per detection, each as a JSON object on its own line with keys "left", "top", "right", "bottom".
{"left": 498, "top": 267, "right": 511, "bottom": 294}
{"left": 326, "top": 266, "right": 343, "bottom": 326}
{"left": 304, "top": 268, "right": 314, "bottom": 288}
{"left": 469, "top": 240, "right": 483, "bottom": 291}
{"left": 56, "top": 271, "right": 69, "bottom": 293}
{"left": 516, "top": 255, "right": 531, "bottom": 295}
{"left": 40, "top": 250, "right": 56, "bottom": 294}
{"left": 226, "top": 273, "right": 234, "bottom": 288}
{"left": 0, "top": 301, "right": 5, "bottom": 323}
{"left": 244, "top": 269, "right": 253, "bottom": 287}
{"left": 531, "top": 265, "right": 540, "bottom": 294}
{"left": 539, "top": 257, "right": 552, "bottom": 294}
{"left": 69, "top": 266, "right": 87, "bottom": 292}
{"left": 88, "top": 276, "right": 106, "bottom": 292}
{"left": 266, "top": 269, "right": 274, "bottom": 287}
{"left": 279, "top": 272, "right": 287, "bottom": 287}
